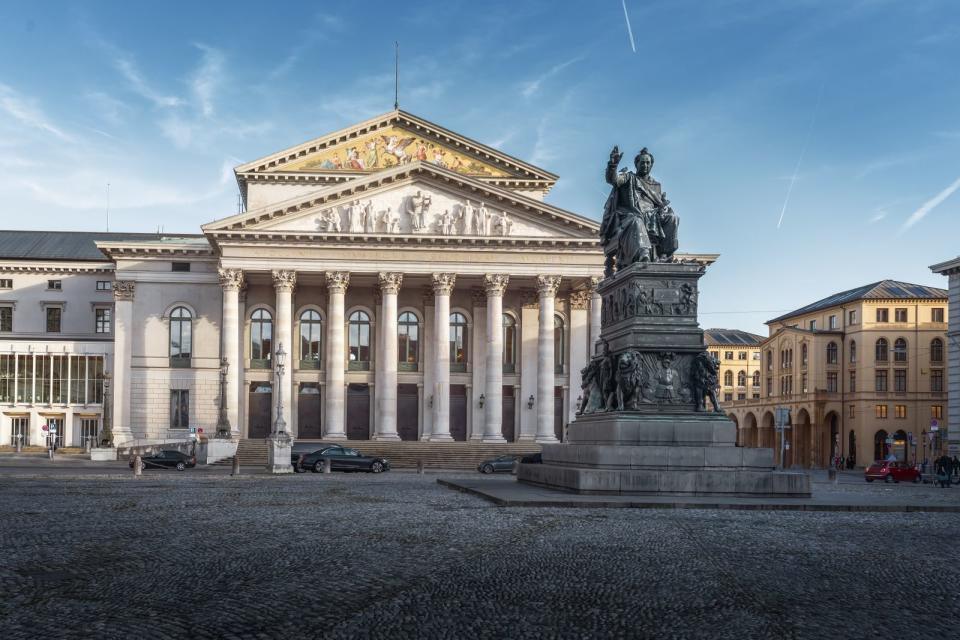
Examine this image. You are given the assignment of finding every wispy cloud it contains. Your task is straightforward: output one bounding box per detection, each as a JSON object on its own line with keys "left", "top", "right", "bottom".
{"left": 520, "top": 55, "right": 584, "bottom": 98}
{"left": 0, "top": 83, "right": 75, "bottom": 142}
{"left": 267, "top": 13, "right": 344, "bottom": 80}
{"left": 901, "top": 175, "right": 960, "bottom": 230}
{"left": 114, "top": 55, "right": 183, "bottom": 108}
{"left": 869, "top": 210, "right": 886, "bottom": 223}
{"left": 855, "top": 153, "right": 916, "bottom": 179}
{"left": 191, "top": 44, "right": 225, "bottom": 117}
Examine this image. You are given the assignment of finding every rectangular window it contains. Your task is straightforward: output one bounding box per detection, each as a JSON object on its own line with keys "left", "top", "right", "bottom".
{"left": 37, "top": 356, "right": 50, "bottom": 403}
{"left": 894, "top": 405, "right": 907, "bottom": 419}
{"left": 931, "top": 369, "right": 944, "bottom": 392}
{"left": 828, "top": 315, "right": 837, "bottom": 329}
{"left": 170, "top": 390, "right": 190, "bottom": 428}
{"left": 875, "top": 369, "right": 888, "bottom": 392}
{"left": 724, "top": 351, "right": 734, "bottom": 360}
{"left": 932, "top": 308, "right": 944, "bottom": 323}
{"left": 709, "top": 351, "right": 719, "bottom": 360}
{"left": 849, "top": 370, "right": 856, "bottom": 393}
{"left": 766, "top": 377, "right": 772, "bottom": 397}
{"left": 932, "top": 405, "right": 943, "bottom": 419}
{"left": 848, "top": 310, "right": 858, "bottom": 325}
{"left": 0, "top": 306, "right": 11, "bottom": 332}
{"left": 737, "top": 392, "right": 746, "bottom": 400}
{"left": 752, "top": 392, "right": 760, "bottom": 399}
{"left": 809, "top": 320, "right": 817, "bottom": 331}
{"left": 738, "top": 352, "right": 747, "bottom": 360}
{"left": 95, "top": 308, "right": 111, "bottom": 334}
{"left": 894, "top": 369, "right": 907, "bottom": 393}
{"left": 171, "top": 262, "right": 191, "bottom": 272}
{"left": 47, "top": 279, "right": 62, "bottom": 290}
{"left": 51, "top": 356, "right": 67, "bottom": 404}
{"left": 826, "top": 372, "right": 837, "bottom": 392}
{"left": 0, "top": 278, "right": 11, "bottom": 289}
{"left": 46, "top": 307, "right": 61, "bottom": 333}
{"left": 752, "top": 352, "right": 760, "bottom": 360}
{"left": 724, "top": 393, "right": 733, "bottom": 402}
{"left": 87, "top": 356, "right": 104, "bottom": 404}
{"left": 894, "top": 308, "right": 908, "bottom": 323}
{"left": 848, "top": 404, "right": 855, "bottom": 419}
{"left": 16, "top": 355, "right": 31, "bottom": 403}
{"left": 876, "top": 308, "right": 888, "bottom": 322}
{"left": 802, "top": 373, "right": 809, "bottom": 393}
{"left": 96, "top": 281, "right": 111, "bottom": 291}
{"left": 70, "top": 355, "right": 86, "bottom": 404}
{"left": 875, "top": 404, "right": 888, "bottom": 419}
{"left": 0, "top": 354, "right": 13, "bottom": 402}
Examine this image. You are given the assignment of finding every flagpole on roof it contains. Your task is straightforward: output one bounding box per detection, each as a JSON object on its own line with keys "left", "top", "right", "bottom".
{"left": 394, "top": 41, "right": 399, "bottom": 110}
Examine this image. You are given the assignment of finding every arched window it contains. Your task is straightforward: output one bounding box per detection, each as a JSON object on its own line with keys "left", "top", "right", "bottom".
{"left": 724, "top": 370, "right": 733, "bottom": 386}
{"left": 826, "top": 342, "right": 838, "bottom": 364}
{"left": 398, "top": 311, "right": 419, "bottom": 371}
{"left": 875, "top": 338, "right": 888, "bottom": 362}
{"left": 503, "top": 314, "right": 517, "bottom": 373}
{"left": 737, "top": 370, "right": 747, "bottom": 386}
{"left": 348, "top": 311, "right": 371, "bottom": 370}
{"left": 250, "top": 309, "right": 273, "bottom": 368}
{"left": 299, "top": 310, "right": 322, "bottom": 369}
{"left": 766, "top": 350, "right": 773, "bottom": 371}
{"left": 554, "top": 315, "right": 565, "bottom": 374}
{"left": 169, "top": 306, "right": 192, "bottom": 367}
{"left": 449, "top": 312, "right": 468, "bottom": 371}
{"left": 801, "top": 343, "right": 808, "bottom": 366}
{"left": 849, "top": 340, "right": 857, "bottom": 364}
{"left": 752, "top": 371, "right": 761, "bottom": 387}
{"left": 931, "top": 338, "right": 944, "bottom": 363}
{"left": 893, "top": 338, "right": 907, "bottom": 362}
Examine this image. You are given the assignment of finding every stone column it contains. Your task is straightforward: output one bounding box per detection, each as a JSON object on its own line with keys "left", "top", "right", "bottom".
{"left": 324, "top": 272, "right": 349, "bottom": 440}
{"left": 589, "top": 276, "right": 602, "bottom": 357}
{"left": 111, "top": 281, "right": 135, "bottom": 443}
{"left": 483, "top": 274, "right": 509, "bottom": 442}
{"left": 272, "top": 270, "right": 296, "bottom": 436}
{"left": 375, "top": 272, "right": 402, "bottom": 440}
{"left": 420, "top": 286, "right": 435, "bottom": 440}
{"left": 430, "top": 273, "right": 456, "bottom": 441}
{"left": 218, "top": 268, "right": 244, "bottom": 436}
{"left": 568, "top": 289, "right": 591, "bottom": 422}
{"left": 536, "top": 275, "right": 561, "bottom": 443}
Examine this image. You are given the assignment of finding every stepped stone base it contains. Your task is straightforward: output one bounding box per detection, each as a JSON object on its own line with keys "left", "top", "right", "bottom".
{"left": 90, "top": 447, "right": 117, "bottom": 461}
{"left": 518, "top": 413, "right": 810, "bottom": 498}
{"left": 199, "top": 439, "right": 238, "bottom": 465}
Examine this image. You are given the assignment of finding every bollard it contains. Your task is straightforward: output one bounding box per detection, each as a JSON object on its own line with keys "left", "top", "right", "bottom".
{"left": 827, "top": 468, "right": 837, "bottom": 484}
{"left": 323, "top": 458, "right": 332, "bottom": 474}
{"left": 48, "top": 447, "right": 54, "bottom": 461}
{"left": 134, "top": 455, "right": 142, "bottom": 477}
{"left": 512, "top": 459, "right": 519, "bottom": 476}
{"left": 15, "top": 435, "right": 22, "bottom": 453}
{"left": 231, "top": 456, "right": 240, "bottom": 477}
{"left": 416, "top": 460, "right": 424, "bottom": 475}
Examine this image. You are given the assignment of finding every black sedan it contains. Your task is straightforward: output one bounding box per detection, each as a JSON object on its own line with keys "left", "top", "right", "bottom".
{"left": 293, "top": 446, "right": 390, "bottom": 474}
{"left": 129, "top": 450, "right": 196, "bottom": 471}
{"left": 478, "top": 455, "right": 520, "bottom": 474}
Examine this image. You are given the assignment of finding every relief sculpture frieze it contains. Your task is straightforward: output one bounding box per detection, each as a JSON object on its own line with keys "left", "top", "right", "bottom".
{"left": 601, "top": 279, "right": 698, "bottom": 325}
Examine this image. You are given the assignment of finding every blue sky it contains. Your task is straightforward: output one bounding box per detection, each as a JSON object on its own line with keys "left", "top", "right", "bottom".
{"left": 1, "top": 0, "right": 958, "bottom": 334}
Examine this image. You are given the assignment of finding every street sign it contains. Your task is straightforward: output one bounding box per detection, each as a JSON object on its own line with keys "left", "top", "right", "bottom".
{"left": 931, "top": 425, "right": 939, "bottom": 432}
{"left": 49, "top": 426, "right": 57, "bottom": 433}
{"left": 41, "top": 424, "right": 48, "bottom": 432}
{"left": 190, "top": 426, "right": 197, "bottom": 434}
{"left": 931, "top": 419, "right": 939, "bottom": 429}
{"left": 885, "top": 437, "right": 893, "bottom": 445}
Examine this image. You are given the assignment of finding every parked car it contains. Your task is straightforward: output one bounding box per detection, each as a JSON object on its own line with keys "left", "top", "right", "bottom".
{"left": 478, "top": 455, "right": 520, "bottom": 474}
{"left": 864, "top": 460, "right": 921, "bottom": 483}
{"left": 293, "top": 445, "right": 389, "bottom": 473}
{"left": 129, "top": 450, "right": 196, "bottom": 471}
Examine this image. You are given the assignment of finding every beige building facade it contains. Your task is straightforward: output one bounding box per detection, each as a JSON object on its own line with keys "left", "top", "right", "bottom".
{"left": 705, "top": 329, "right": 764, "bottom": 404}
{"left": 725, "top": 281, "right": 949, "bottom": 468}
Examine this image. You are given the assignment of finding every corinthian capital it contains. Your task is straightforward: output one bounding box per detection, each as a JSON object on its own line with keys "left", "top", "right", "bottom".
{"left": 325, "top": 271, "right": 350, "bottom": 294}
{"left": 569, "top": 290, "right": 591, "bottom": 310}
{"left": 536, "top": 275, "right": 561, "bottom": 298}
{"left": 431, "top": 273, "right": 456, "bottom": 296}
{"left": 483, "top": 273, "right": 510, "bottom": 297}
{"left": 271, "top": 270, "right": 297, "bottom": 292}
{"left": 378, "top": 272, "right": 403, "bottom": 295}
{"left": 112, "top": 280, "right": 135, "bottom": 301}
{"left": 218, "top": 268, "right": 245, "bottom": 291}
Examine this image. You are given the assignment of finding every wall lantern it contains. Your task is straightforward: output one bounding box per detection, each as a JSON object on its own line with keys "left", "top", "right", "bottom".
{"left": 478, "top": 393, "right": 485, "bottom": 408}
{"left": 527, "top": 394, "right": 535, "bottom": 409}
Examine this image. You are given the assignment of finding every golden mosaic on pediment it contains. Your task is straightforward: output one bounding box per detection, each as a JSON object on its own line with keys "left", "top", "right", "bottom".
{"left": 279, "top": 126, "right": 511, "bottom": 177}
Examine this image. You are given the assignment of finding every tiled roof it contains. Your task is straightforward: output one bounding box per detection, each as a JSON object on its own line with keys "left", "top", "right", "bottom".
{"left": 0, "top": 230, "right": 204, "bottom": 262}
{"left": 767, "top": 280, "right": 948, "bottom": 324}
{"left": 704, "top": 328, "right": 765, "bottom": 346}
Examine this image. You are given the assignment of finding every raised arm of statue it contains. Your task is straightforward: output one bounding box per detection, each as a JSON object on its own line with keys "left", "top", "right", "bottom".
{"left": 606, "top": 145, "right": 627, "bottom": 186}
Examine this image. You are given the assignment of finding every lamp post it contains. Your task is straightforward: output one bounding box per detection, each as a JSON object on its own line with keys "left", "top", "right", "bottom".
{"left": 215, "top": 357, "right": 231, "bottom": 439}
{"left": 265, "top": 343, "right": 293, "bottom": 474}
{"left": 99, "top": 372, "right": 113, "bottom": 447}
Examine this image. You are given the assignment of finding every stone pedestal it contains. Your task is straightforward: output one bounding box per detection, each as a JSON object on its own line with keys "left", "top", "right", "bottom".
{"left": 518, "top": 261, "right": 810, "bottom": 498}
{"left": 201, "top": 439, "right": 239, "bottom": 465}
{"left": 266, "top": 434, "right": 293, "bottom": 474}
{"left": 90, "top": 447, "right": 117, "bottom": 462}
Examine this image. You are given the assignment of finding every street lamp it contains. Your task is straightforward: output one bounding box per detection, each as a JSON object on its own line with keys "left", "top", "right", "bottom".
{"left": 527, "top": 395, "right": 535, "bottom": 410}
{"left": 99, "top": 371, "right": 113, "bottom": 447}
{"left": 478, "top": 393, "right": 485, "bottom": 408}
{"left": 265, "top": 342, "right": 293, "bottom": 474}
{"left": 273, "top": 343, "right": 287, "bottom": 437}
{"left": 215, "top": 357, "right": 231, "bottom": 439}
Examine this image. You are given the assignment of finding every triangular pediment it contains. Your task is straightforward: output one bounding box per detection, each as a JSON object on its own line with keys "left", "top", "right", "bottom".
{"left": 205, "top": 161, "right": 596, "bottom": 241}
{"left": 234, "top": 110, "right": 557, "bottom": 185}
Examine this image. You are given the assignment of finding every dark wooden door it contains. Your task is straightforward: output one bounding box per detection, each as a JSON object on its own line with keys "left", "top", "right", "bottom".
{"left": 248, "top": 383, "right": 273, "bottom": 438}
{"left": 450, "top": 385, "right": 467, "bottom": 441}
{"left": 397, "top": 384, "right": 419, "bottom": 441}
{"left": 502, "top": 386, "right": 516, "bottom": 442}
{"left": 347, "top": 384, "right": 370, "bottom": 440}
{"left": 554, "top": 387, "right": 564, "bottom": 442}
{"left": 297, "top": 383, "right": 322, "bottom": 439}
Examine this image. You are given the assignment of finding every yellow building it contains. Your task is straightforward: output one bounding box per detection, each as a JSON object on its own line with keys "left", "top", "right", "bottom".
{"left": 705, "top": 329, "right": 764, "bottom": 403}
{"left": 725, "top": 280, "right": 948, "bottom": 468}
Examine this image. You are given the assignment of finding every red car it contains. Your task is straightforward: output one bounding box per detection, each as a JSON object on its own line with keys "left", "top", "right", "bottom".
{"left": 864, "top": 460, "right": 921, "bottom": 483}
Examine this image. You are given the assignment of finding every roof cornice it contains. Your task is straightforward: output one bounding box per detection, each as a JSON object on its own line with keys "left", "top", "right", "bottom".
{"left": 930, "top": 256, "right": 960, "bottom": 275}
{"left": 95, "top": 241, "right": 215, "bottom": 261}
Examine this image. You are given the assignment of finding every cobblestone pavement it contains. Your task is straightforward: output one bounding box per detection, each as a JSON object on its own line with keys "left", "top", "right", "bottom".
{"left": 1, "top": 474, "right": 958, "bottom": 639}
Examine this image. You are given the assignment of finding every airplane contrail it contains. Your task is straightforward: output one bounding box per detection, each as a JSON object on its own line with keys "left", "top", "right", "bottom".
{"left": 777, "top": 84, "right": 825, "bottom": 229}
{"left": 901, "top": 174, "right": 960, "bottom": 231}
{"left": 622, "top": 0, "right": 637, "bottom": 53}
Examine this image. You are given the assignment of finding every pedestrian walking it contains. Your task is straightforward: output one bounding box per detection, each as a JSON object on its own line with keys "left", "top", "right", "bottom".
{"left": 953, "top": 456, "right": 959, "bottom": 480}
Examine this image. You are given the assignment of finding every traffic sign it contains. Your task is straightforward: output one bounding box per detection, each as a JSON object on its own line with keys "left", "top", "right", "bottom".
{"left": 931, "top": 425, "right": 939, "bottom": 432}
{"left": 931, "top": 419, "right": 939, "bottom": 429}
{"left": 41, "top": 424, "right": 48, "bottom": 432}
{"left": 49, "top": 426, "right": 57, "bottom": 433}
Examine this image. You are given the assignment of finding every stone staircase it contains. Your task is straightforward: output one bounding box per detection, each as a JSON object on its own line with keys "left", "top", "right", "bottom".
{"left": 215, "top": 439, "right": 541, "bottom": 470}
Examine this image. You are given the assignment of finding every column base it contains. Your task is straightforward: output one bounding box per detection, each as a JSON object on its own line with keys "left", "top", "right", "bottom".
{"left": 482, "top": 435, "right": 507, "bottom": 443}
{"left": 535, "top": 434, "right": 559, "bottom": 444}
{"left": 266, "top": 436, "right": 293, "bottom": 474}
{"left": 429, "top": 434, "right": 454, "bottom": 442}
{"left": 373, "top": 433, "right": 401, "bottom": 441}
{"left": 323, "top": 432, "right": 347, "bottom": 441}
